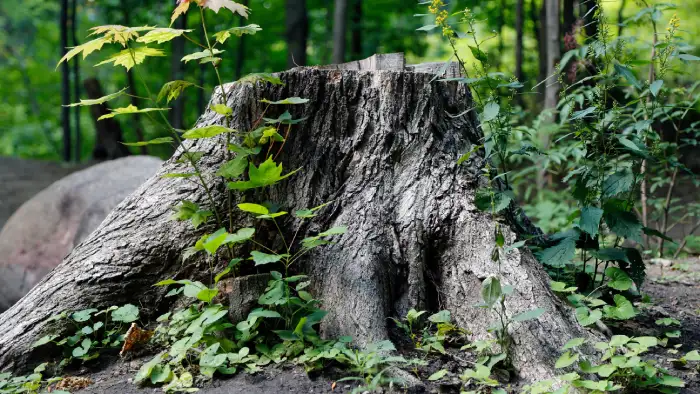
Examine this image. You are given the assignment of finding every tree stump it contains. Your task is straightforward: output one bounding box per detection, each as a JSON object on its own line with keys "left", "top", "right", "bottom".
{"left": 0, "top": 54, "right": 595, "bottom": 382}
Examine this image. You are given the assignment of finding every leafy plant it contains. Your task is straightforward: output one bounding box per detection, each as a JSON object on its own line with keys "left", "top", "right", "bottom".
{"left": 0, "top": 363, "right": 67, "bottom": 394}
{"left": 31, "top": 304, "right": 140, "bottom": 367}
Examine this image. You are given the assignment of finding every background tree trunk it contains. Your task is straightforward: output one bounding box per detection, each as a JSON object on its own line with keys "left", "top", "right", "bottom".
{"left": 60, "top": 0, "right": 71, "bottom": 162}
{"left": 70, "top": 0, "right": 81, "bottom": 162}
{"left": 534, "top": 1, "right": 547, "bottom": 105}
{"left": 235, "top": 0, "right": 250, "bottom": 79}
{"left": 350, "top": 0, "right": 362, "bottom": 60}
{"left": 285, "top": 0, "right": 308, "bottom": 67}
{"left": 0, "top": 62, "right": 595, "bottom": 382}
{"left": 83, "top": 78, "right": 131, "bottom": 160}
{"left": 332, "top": 0, "right": 347, "bottom": 63}
{"left": 515, "top": 0, "right": 524, "bottom": 83}
{"left": 544, "top": 0, "right": 560, "bottom": 112}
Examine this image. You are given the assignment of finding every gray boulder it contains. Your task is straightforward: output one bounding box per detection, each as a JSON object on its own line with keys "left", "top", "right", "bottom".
{"left": 0, "top": 156, "right": 163, "bottom": 311}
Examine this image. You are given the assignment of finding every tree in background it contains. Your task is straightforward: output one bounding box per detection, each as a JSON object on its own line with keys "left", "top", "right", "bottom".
{"left": 286, "top": 0, "right": 308, "bottom": 67}
{"left": 332, "top": 0, "right": 347, "bottom": 63}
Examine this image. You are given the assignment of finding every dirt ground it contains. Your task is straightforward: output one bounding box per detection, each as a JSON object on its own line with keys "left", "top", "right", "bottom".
{"left": 66, "top": 258, "right": 700, "bottom": 394}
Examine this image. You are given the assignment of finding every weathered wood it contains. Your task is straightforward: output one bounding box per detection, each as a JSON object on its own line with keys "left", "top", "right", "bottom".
{"left": 0, "top": 66, "right": 594, "bottom": 383}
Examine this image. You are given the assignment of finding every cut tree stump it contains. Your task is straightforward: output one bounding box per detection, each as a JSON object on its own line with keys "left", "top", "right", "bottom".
{"left": 0, "top": 53, "right": 597, "bottom": 382}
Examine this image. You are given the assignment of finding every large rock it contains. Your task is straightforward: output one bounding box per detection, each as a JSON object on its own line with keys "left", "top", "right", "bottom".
{"left": 0, "top": 156, "right": 163, "bottom": 311}
{"left": 0, "top": 156, "right": 88, "bottom": 230}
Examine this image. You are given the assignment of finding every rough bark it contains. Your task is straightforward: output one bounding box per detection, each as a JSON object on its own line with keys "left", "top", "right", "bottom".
{"left": 0, "top": 59, "right": 595, "bottom": 382}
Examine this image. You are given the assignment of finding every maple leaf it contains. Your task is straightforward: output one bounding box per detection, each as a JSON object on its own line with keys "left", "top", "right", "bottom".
{"left": 57, "top": 37, "right": 109, "bottom": 68}
{"left": 202, "top": 0, "right": 249, "bottom": 17}
{"left": 96, "top": 46, "right": 166, "bottom": 70}
{"left": 137, "top": 28, "right": 192, "bottom": 44}
{"left": 171, "top": 0, "right": 192, "bottom": 26}
{"left": 89, "top": 25, "right": 154, "bottom": 47}
{"left": 97, "top": 105, "right": 169, "bottom": 120}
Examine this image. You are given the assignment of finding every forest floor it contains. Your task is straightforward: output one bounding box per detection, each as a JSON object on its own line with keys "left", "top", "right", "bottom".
{"left": 71, "top": 258, "right": 700, "bottom": 394}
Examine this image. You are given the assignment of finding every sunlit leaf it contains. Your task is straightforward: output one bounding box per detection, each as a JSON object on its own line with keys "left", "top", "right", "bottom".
{"left": 203, "top": 0, "right": 249, "bottom": 17}
{"left": 57, "top": 37, "right": 109, "bottom": 68}
{"left": 137, "top": 28, "right": 192, "bottom": 44}
{"left": 182, "top": 48, "right": 224, "bottom": 63}
{"left": 157, "top": 80, "right": 197, "bottom": 104}
{"left": 122, "top": 137, "right": 174, "bottom": 146}
{"left": 96, "top": 46, "right": 166, "bottom": 70}
{"left": 182, "top": 125, "right": 237, "bottom": 139}
{"left": 260, "top": 97, "right": 309, "bottom": 105}
{"left": 65, "top": 87, "right": 128, "bottom": 107}
{"left": 237, "top": 73, "right": 284, "bottom": 86}
{"left": 97, "top": 104, "right": 169, "bottom": 120}
{"left": 213, "top": 24, "right": 262, "bottom": 44}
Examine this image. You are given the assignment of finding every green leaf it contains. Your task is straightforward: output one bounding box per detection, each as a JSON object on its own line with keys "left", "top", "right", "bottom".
{"left": 211, "top": 104, "right": 233, "bottom": 116}
{"left": 678, "top": 53, "right": 700, "bottom": 61}
{"left": 57, "top": 37, "right": 110, "bottom": 67}
{"left": 658, "top": 375, "right": 685, "bottom": 387}
{"left": 137, "top": 28, "right": 191, "bottom": 44}
{"left": 602, "top": 169, "right": 635, "bottom": 198}
{"left": 98, "top": 104, "right": 169, "bottom": 120}
{"left": 216, "top": 156, "right": 248, "bottom": 179}
{"left": 605, "top": 267, "right": 633, "bottom": 291}
{"left": 190, "top": 210, "right": 212, "bottom": 229}
{"left": 259, "top": 281, "right": 285, "bottom": 305}
{"left": 250, "top": 251, "right": 284, "bottom": 266}
{"left": 642, "top": 227, "right": 674, "bottom": 242}
{"left": 111, "top": 304, "right": 139, "bottom": 323}
{"left": 592, "top": 248, "right": 629, "bottom": 262}
{"left": 562, "top": 337, "right": 586, "bottom": 350}
{"left": 96, "top": 46, "right": 166, "bottom": 70}
{"left": 603, "top": 294, "right": 636, "bottom": 320}
{"left": 482, "top": 102, "right": 500, "bottom": 122}
{"left": 182, "top": 125, "right": 237, "bottom": 139}
{"left": 550, "top": 281, "right": 578, "bottom": 293}
{"left": 428, "top": 369, "right": 448, "bottom": 381}
{"left": 213, "top": 24, "right": 262, "bottom": 44}
{"left": 122, "top": 137, "right": 174, "bottom": 147}
{"left": 604, "top": 203, "right": 643, "bottom": 243}
{"left": 537, "top": 237, "right": 576, "bottom": 268}
{"left": 416, "top": 24, "right": 438, "bottom": 31}
{"left": 32, "top": 335, "right": 58, "bottom": 348}
{"left": 223, "top": 227, "right": 255, "bottom": 244}
{"left": 614, "top": 63, "right": 642, "bottom": 89}
{"left": 263, "top": 110, "right": 307, "bottom": 125}
{"left": 555, "top": 351, "right": 579, "bottom": 368}
{"left": 203, "top": 228, "right": 229, "bottom": 255}
{"left": 238, "top": 203, "right": 269, "bottom": 215}
{"left": 260, "top": 97, "right": 309, "bottom": 105}
{"left": 575, "top": 307, "right": 602, "bottom": 326}
{"left": 157, "top": 80, "right": 196, "bottom": 104}
{"left": 469, "top": 45, "right": 488, "bottom": 63}
{"left": 474, "top": 189, "right": 513, "bottom": 212}
{"left": 649, "top": 80, "right": 663, "bottom": 97}
{"left": 237, "top": 73, "right": 284, "bottom": 86}
{"left": 72, "top": 308, "right": 98, "bottom": 322}
{"left": 228, "top": 157, "right": 299, "bottom": 190}
{"left": 196, "top": 288, "right": 218, "bottom": 303}
{"left": 570, "top": 106, "right": 597, "bottom": 120}
{"left": 579, "top": 206, "right": 603, "bottom": 236}
{"left": 511, "top": 307, "right": 546, "bottom": 322}
{"left": 171, "top": 200, "right": 198, "bottom": 221}
{"left": 683, "top": 350, "right": 700, "bottom": 361}
{"left": 428, "top": 310, "right": 451, "bottom": 323}
{"left": 597, "top": 364, "right": 617, "bottom": 378}
{"left": 481, "top": 276, "right": 502, "bottom": 307}
{"left": 655, "top": 317, "right": 681, "bottom": 326}
{"left": 65, "top": 87, "right": 128, "bottom": 107}
{"left": 182, "top": 48, "right": 224, "bottom": 63}
{"left": 150, "top": 364, "right": 172, "bottom": 384}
